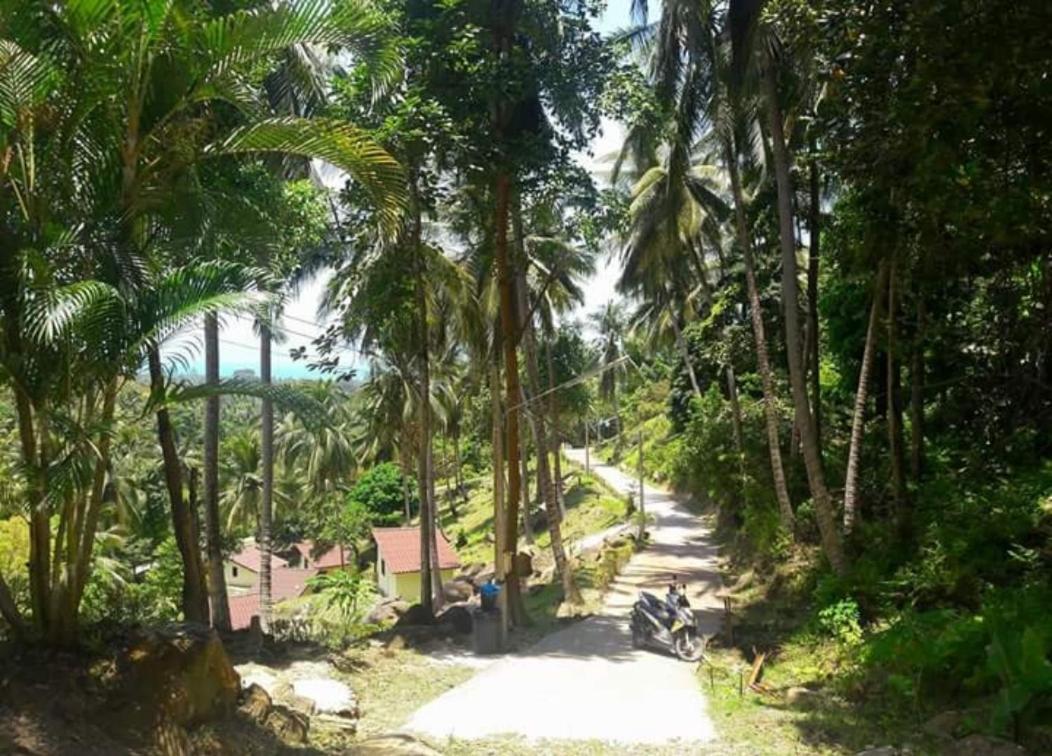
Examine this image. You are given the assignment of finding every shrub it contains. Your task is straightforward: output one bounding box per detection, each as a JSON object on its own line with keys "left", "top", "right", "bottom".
{"left": 347, "top": 462, "right": 416, "bottom": 526}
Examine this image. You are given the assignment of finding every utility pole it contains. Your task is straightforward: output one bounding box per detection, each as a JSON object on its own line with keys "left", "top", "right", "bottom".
{"left": 584, "top": 419, "right": 590, "bottom": 474}
{"left": 637, "top": 430, "right": 646, "bottom": 541}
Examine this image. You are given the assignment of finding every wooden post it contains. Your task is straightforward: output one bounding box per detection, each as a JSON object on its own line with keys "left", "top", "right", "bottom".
{"left": 637, "top": 431, "right": 645, "bottom": 541}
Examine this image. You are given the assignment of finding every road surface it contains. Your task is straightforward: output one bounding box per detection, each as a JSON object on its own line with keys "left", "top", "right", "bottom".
{"left": 403, "top": 448, "right": 723, "bottom": 747}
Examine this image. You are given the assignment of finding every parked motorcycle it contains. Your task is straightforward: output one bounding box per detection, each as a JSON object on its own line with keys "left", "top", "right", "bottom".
{"left": 630, "top": 584, "right": 706, "bottom": 662}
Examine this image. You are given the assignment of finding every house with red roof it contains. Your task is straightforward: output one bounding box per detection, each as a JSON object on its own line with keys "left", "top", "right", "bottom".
{"left": 372, "top": 527, "right": 460, "bottom": 600}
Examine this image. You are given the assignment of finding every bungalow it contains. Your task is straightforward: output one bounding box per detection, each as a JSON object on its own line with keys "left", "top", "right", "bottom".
{"left": 372, "top": 527, "right": 460, "bottom": 600}
{"left": 225, "top": 539, "right": 348, "bottom": 595}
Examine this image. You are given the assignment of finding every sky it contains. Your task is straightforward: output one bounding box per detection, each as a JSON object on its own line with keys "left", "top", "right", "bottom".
{"left": 176, "top": 0, "right": 636, "bottom": 380}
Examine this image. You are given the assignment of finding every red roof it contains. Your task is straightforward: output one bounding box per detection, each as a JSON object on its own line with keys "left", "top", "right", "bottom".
{"left": 229, "top": 542, "right": 268, "bottom": 572}
{"left": 372, "top": 527, "right": 460, "bottom": 574}
{"left": 221, "top": 566, "right": 319, "bottom": 631}
{"left": 294, "top": 540, "right": 348, "bottom": 570}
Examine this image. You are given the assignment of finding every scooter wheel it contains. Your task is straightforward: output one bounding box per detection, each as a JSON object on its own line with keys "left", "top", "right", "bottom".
{"left": 631, "top": 622, "right": 645, "bottom": 649}
{"left": 674, "top": 633, "right": 705, "bottom": 662}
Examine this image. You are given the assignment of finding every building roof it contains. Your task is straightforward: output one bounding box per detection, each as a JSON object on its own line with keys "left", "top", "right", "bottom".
{"left": 229, "top": 542, "right": 266, "bottom": 572}
{"left": 372, "top": 527, "right": 460, "bottom": 574}
{"left": 294, "top": 540, "right": 348, "bottom": 570}
{"left": 222, "top": 566, "right": 319, "bottom": 631}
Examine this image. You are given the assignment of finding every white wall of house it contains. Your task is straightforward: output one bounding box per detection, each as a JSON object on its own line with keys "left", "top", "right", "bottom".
{"left": 225, "top": 561, "right": 257, "bottom": 594}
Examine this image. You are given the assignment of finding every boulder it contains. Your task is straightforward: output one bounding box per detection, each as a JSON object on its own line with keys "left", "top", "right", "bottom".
{"left": 854, "top": 748, "right": 900, "bottom": 756}
{"left": 395, "top": 604, "right": 434, "bottom": 627}
{"left": 367, "top": 599, "right": 410, "bottom": 625}
{"left": 239, "top": 683, "right": 272, "bottom": 723}
{"left": 349, "top": 733, "right": 441, "bottom": 755}
{"left": 949, "top": 735, "right": 1026, "bottom": 756}
{"left": 785, "top": 686, "right": 822, "bottom": 709}
{"left": 437, "top": 605, "right": 474, "bottom": 635}
{"left": 121, "top": 623, "right": 240, "bottom": 728}
{"left": 922, "top": 710, "right": 962, "bottom": 740}
{"left": 442, "top": 579, "right": 474, "bottom": 603}
{"left": 265, "top": 705, "right": 309, "bottom": 745}
{"left": 291, "top": 678, "right": 359, "bottom": 721}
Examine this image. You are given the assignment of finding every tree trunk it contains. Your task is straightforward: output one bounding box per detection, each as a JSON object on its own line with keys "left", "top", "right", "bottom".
{"left": 669, "top": 303, "right": 702, "bottom": 398}
{"left": 843, "top": 261, "right": 889, "bottom": 535}
{"left": 402, "top": 455, "right": 412, "bottom": 523}
{"left": 807, "top": 153, "right": 822, "bottom": 446}
{"left": 489, "top": 358, "right": 508, "bottom": 632}
{"left": 910, "top": 299, "right": 926, "bottom": 480}
{"left": 494, "top": 171, "right": 528, "bottom": 626}
{"left": 259, "top": 326, "right": 274, "bottom": 632}
{"left": 764, "top": 74, "right": 846, "bottom": 574}
{"left": 886, "top": 263, "right": 909, "bottom": 537}
{"left": 545, "top": 339, "right": 566, "bottom": 517}
{"left": 726, "top": 365, "right": 747, "bottom": 502}
{"left": 204, "top": 314, "right": 231, "bottom": 631}
{"left": 519, "top": 417, "right": 533, "bottom": 545}
{"left": 513, "top": 201, "right": 579, "bottom": 603}
{"left": 412, "top": 182, "right": 435, "bottom": 620}
{"left": 149, "top": 347, "right": 210, "bottom": 622}
{"left": 724, "top": 139, "right": 795, "bottom": 533}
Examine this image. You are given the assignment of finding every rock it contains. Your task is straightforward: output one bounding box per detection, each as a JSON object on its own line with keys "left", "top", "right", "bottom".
{"left": 367, "top": 599, "right": 410, "bottom": 625}
{"left": 265, "top": 705, "right": 309, "bottom": 745}
{"left": 536, "top": 565, "right": 555, "bottom": 584}
{"left": 922, "top": 710, "right": 962, "bottom": 740}
{"left": 949, "top": 735, "right": 1026, "bottom": 756}
{"left": 854, "top": 748, "right": 899, "bottom": 756}
{"left": 292, "top": 678, "right": 359, "bottom": 720}
{"left": 239, "top": 683, "right": 272, "bottom": 723}
{"left": 396, "top": 604, "right": 434, "bottom": 627}
{"left": 121, "top": 623, "right": 240, "bottom": 728}
{"left": 285, "top": 692, "right": 316, "bottom": 717}
{"left": 785, "top": 686, "right": 822, "bottom": 708}
{"left": 437, "top": 605, "right": 474, "bottom": 635}
{"left": 349, "top": 733, "right": 441, "bottom": 755}
{"left": 442, "top": 579, "right": 474, "bottom": 603}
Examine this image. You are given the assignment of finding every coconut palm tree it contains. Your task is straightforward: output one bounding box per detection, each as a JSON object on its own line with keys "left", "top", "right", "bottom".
{"left": 589, "top": 302, "right": 629, "bottom": 456}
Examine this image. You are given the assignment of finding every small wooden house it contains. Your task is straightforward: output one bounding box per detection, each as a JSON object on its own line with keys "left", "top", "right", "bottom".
{"left": 372, "top": 527, "right": 460, "bottom": 599}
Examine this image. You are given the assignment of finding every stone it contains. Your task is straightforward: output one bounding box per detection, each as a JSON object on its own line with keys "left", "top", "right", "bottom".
{"left": 239, "top": 683, "right": 272, "bottom": 723}
{"left": 285, "top": 693, "right": 316, "bottom": 717}
{"left": 437, "top": 605, "right": 474, "bottom": 635}
{"left": 265, "top": 705, "right": 309, "bottom": 745}
{"left": 396, "top": 604, "right": 434, "bottom": 627}
{"left": 922, "top": 710, "right": 962, "bottom": 740}
{"left": 366, "top": 599, "right": 411, "bottom": 625}
{"left": 292, "top": 678, "right": 358, "bottom": 720}
{"left": 121, "top": 623, "right": 240, "bottom": 729}
{"left": 854, "top": 748, "right": 899, "bottom": 756}
{"left": 349, "top": 733, "right": 441, "bottom": 755}
{"left": 442, "top": 579, "right": 474, "bottom": 603}
{"left": 785, "top": 686, "right": 822, "bottom": 708}
{"left": 949, "top": 735, "right": 1026, "bottom": 756}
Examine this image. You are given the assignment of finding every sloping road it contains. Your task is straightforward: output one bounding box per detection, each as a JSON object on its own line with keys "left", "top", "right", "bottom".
{"left": 403, "top": 448, "right": 723, "bottom": 747}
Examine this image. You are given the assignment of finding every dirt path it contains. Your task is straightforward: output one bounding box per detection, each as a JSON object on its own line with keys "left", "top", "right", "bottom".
{"left": 403, "top": 448, "right": 722, "bottom": 747}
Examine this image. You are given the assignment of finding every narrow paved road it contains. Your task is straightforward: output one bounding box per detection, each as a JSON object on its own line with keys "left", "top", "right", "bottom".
{"left": 404, "top": 448, "right": 723, "bottom": 747}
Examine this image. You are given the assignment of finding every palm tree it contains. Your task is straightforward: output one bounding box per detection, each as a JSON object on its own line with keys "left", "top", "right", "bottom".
{"left": 590, "top": 302, "right": 629, "bottom": 456}
{"left": 729, "top": 0, "right": 845, "bottom": 571}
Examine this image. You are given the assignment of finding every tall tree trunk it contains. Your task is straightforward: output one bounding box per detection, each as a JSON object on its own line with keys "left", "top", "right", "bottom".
{"left": 259, "top": 326, "right": 274, "bottom": 632}
{"left": 807, "top": 152, "right": 822, "bottom": 447}
{"left": 545, "top": 339, "right": 566, "bottom": 517}
{"left": 519, "top": 416, "right": 533, "bottom": 545}
{"left": 14, "top": 388, "right": 50, "bottom": 633}
{"left": 513, "top": 202, "right": 579, "bottom": 603}
{"left": 668, "top": 303, "right": 702, "bottom": 398}
{"left": 726, "top": 365, "right": 747, "bottom": 502}
{"left": 402, "top": 453, "right": 412, "bottom": 523}
{"left": 843, "top": 261, "right": 889, "bottom": 535}
{"left": 204, "top": 314, "right": 231, "bottom": 631}
{"left": 453, "top": 429, "right": 467, "bottom": 504}
{"left": 412, "top": 182, "right": 435, "bottom": 620}
{"left": 494, "top": 171, "right": 528, "bottom": 626}
{"left": 764, "top": 74, "right": 846, "bottom": 574}
{"left": 886, "top": 263, "right": 909, "bottom": 537}
{"left": 724, "top": 139, "right": 795, "bottom": 533}
{"left": 489, "top": 358, "right": 508, "bottom": 632}
{"left": 910, "top": 299, "right": 926, "bottom": 480}
{"left": 148, "top": 347, "right": 209, "bottom": 622}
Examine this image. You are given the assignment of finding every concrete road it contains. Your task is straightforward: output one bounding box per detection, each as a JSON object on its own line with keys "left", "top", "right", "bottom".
{"left": 403, "top": 449, "right": 722, "bottom": 747}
